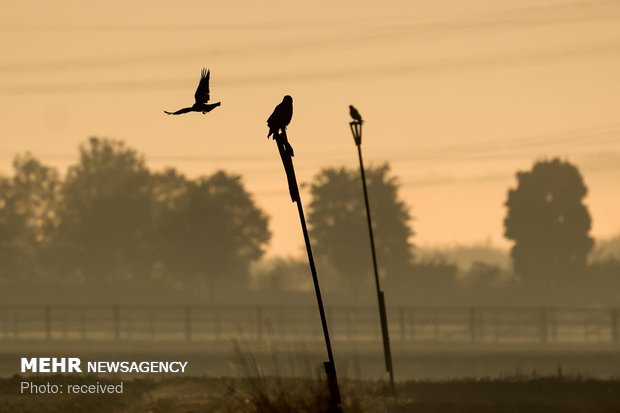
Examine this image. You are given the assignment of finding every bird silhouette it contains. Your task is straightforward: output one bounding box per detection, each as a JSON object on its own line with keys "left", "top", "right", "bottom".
{"left": 267, "top": 95, "right": 293, "bottom": 138}
{"left": 349, "top": 105, "right": 363, "bottom": 123}
{"left": 164, "top": 68, "right": 221, "bottom": 115}
{"left": 267, "top": 95, "right": 297, "bottom": 202}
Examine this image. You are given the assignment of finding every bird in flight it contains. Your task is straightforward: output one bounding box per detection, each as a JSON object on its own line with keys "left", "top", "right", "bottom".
{"left": 164, "top": 68, "right": 221, "bottom": 115}
{"left": 349, "top": 105, "right": 363, "bottom": 123}
{"left": 267, "top": 95, "right": 293, "bottom": 138}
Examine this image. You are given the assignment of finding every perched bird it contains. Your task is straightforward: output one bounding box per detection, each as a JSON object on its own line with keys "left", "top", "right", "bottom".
{"left": 349, "top": 105, "right": 363, "bottom": 123}
{"left": 267, "top": 95, "right": 293, "bottom": 138}
{"left": 164, "top": 68, "right": 221, "bottom": 115}
{"left": 267, "top": 95, "right": 297, "bottom": 202}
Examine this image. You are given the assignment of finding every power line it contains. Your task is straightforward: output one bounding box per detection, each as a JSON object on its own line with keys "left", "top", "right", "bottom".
{"left": 1, "top": 38, "right": 619, "bottom": 95}
{"left": 1, "top": 122, "right": 618, "bottom": 160}
{"left": 1, "top": 123, "right": 617, "bottom": 163}
{"left": 1, "top": 124, "right": 618, "bottom": 189}
{"left": 2, "top": 1, "right": 619, "bottom": 75}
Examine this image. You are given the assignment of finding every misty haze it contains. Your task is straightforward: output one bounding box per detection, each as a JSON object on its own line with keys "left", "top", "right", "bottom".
{"left": 1, "top": 0, "right": 620, "bottom": 412}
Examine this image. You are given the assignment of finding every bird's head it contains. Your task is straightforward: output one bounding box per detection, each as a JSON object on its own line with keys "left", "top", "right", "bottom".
{"left": 283, "top": 95, "right": 293, "bottom": 104}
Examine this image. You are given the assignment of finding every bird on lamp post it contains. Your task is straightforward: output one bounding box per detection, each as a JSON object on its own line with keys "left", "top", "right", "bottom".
{"left": 349, "top": 104, "right": 363, "bottom": 145}
{"left": 349, "top": 105, "right": 363, "bottom": 124}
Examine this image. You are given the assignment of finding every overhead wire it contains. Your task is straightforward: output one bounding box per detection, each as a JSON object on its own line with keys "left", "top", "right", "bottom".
{"left": 1, "top": 0, "right": 620, "bottom": 75}
{"left": 1, "top": 37, "right": 619, "bottom": 95}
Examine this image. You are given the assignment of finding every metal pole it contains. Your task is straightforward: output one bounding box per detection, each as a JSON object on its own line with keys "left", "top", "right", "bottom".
{"left": 273, "top": 130, "right": 342, "bottom": 411}
{"left": 350, "top": 119, "right": 395, "bottom": 392}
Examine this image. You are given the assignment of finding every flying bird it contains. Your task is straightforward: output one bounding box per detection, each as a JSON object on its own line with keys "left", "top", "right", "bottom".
{"left": 349, "top": 105, "right": 363, "bottom": 123}
{"left": 267, "top": 95, "right": 293, "bottom": 138}
{"left": 164, "top": 68, "right": 221, "bottom": 115}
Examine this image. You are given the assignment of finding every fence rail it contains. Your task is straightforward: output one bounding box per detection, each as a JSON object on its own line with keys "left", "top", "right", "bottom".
{"left": 0, "top": 305, "right": 618, "bottom": 345}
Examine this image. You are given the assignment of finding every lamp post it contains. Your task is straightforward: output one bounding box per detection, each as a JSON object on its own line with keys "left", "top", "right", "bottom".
{"left": 349, "top": 107, "right": 395, "bottom": 392}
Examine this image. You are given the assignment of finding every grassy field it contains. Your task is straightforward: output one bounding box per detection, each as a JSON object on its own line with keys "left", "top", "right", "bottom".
{"left": 2, "top": 373, "right": 620, "bottom": 413}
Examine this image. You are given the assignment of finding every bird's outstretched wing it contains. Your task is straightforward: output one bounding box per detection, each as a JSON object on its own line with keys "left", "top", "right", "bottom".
{"left": 194, "top": 68, "right": 211, "bottom": 104}
{"left": 164, "top": 107, "right": 194, "bottom": 115}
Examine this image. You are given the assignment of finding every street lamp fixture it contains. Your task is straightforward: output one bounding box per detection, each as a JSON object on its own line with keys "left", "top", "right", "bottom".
{"left": 349, "top": 119, "right": 362, "bottom": 146}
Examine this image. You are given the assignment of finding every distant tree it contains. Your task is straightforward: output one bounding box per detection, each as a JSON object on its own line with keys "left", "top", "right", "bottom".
{"left": 0, "top": 154, "right": 60, "bottom": 280}
{"left": 583, "top": 258, "right": 620, "bottom": 304}
{"left": 504, "top": 158, "right": 593, "bottom": 287}
{"left": 591, "top": 234, "right": 620, "bottom": 261}
{"left": 462, "top": 261, "right": 504, "bottom": 288}
{"left": 420, "top": 244, "right": 510, "bottom": 272}
{"left": 0, "top": 137, "right": 270, "bottom": 294}
{"left": 252, "top": 257, "right": 309, "bottom": 292}
{"left": 308, "top": 164, "right": 413, "bottom": 292}
{"left": 154, "top": 169, "right": 270, "bottom": 291}
{"left": 55, "top": 138, "right": 154, "bottom": 281}
{"left": 384, "top": 255, "right": 458, "bottom": 304}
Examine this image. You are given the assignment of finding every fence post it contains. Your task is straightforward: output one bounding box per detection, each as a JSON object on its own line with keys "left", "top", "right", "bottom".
{"left": 540, "top": 308, "right": 548, "bottom": 344}
{"left": 278, "top": 308, "right": 285, "bottom": 338}
{"left": 0, "top": 308, "right": 6, "bottom": 339}
{"left": 612, "top": 309, "right": 619, "bottom": 345}
{"left": 80, "top": 308, "right": 86, "bottom": 340}
{"left": 12, "top": 310, "right": 18, "bottom": 339}
{"left": 399, "top": 307, "right": 405, "bottom": 342}
{"left": 149, "top": 310, "right": 155, "bottom": 339}
{"left": 45, "top": 306, "right": 52, "bottom": 341}
{"left": 469, "top": 308, "right": 477, "bottom": 343}
{"left": 345, "top": 307, "right": 352, "bottom": 340}
{"left": 185, "top": 306, "right": 192, "bottom": 342}
{"left": 114, "top": 306, "right": 120, "bottom": 341}
{"left": 549, "top": 308, "right": 557, "bottom": 342}
{"left": 257, "top": 307, "right": 263, "bottom": 340}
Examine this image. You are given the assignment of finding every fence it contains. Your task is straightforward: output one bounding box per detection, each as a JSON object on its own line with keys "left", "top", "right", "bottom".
{"left": 0, "top": 305, "right": 618, "bottom": 345}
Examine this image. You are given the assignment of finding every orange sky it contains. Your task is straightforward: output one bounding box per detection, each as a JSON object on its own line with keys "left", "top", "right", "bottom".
{"left": 1, "top": 0, "right": 619, "bottom": 256}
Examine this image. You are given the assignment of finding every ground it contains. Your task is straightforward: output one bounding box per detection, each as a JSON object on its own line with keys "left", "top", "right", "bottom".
{"left": 2, "top": 374, "right": 620, "bottom": 413}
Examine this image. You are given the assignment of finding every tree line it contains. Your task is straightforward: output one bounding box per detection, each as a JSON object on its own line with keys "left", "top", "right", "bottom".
{"left": 1, "top": 138, "right": 618, "bottom": 305}
{"left": 0, "top": 138, "right": 269, "bottom": 290}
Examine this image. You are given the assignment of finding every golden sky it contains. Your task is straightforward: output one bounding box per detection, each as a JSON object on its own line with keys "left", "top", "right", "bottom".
{"left": 1, "top": 0, "right": 619, "bottom": 256}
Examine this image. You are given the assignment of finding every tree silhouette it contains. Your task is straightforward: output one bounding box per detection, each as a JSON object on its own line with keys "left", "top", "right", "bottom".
{"left": 504, "top": 158, "right": 594, "bottom": 286}
{"left": 0, "top": 154, "right": 61, "bottom": 280}
{"left": 308, "top": 164, "right": 413, "bottom": 292}
{"left": 153, "top": 169, "right": 270, "bottom": 291}
{"left": 0, "top": 138, "right": 271, "bottom": 291}
{"left": 55, "top": 138, "right": 154, "bottom": 281}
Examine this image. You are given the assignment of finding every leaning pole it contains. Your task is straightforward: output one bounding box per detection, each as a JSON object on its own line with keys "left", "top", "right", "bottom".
{"left": 349, "top": 108, "right": 395, "bottom": 392}
{"left": 271, "top": 128, "right": 342, "bottom": 412}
